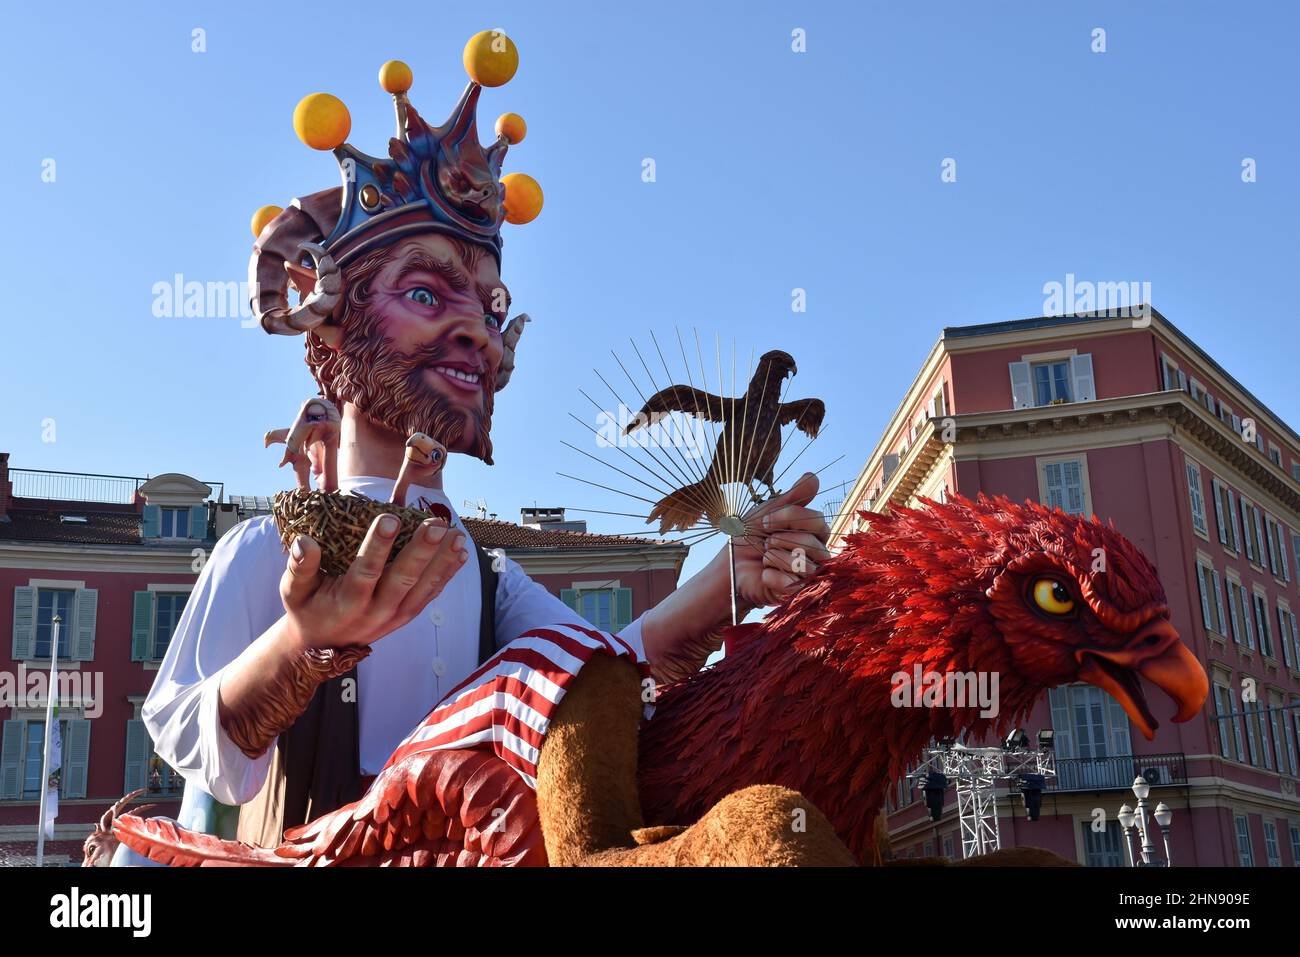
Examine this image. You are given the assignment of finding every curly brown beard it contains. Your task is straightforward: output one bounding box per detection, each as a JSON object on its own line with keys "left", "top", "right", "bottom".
{"left": 305, "top": 244, "right": 496, "bottom": 465}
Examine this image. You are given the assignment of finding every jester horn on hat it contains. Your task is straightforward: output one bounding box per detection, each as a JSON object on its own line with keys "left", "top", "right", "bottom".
{"left": 247, "top": 32, "right": 543, "bottom": 391}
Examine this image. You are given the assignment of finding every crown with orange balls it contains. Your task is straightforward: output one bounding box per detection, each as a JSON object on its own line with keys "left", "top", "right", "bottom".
{"left": 248, "top": 31, "right": 542, "bottom": 336}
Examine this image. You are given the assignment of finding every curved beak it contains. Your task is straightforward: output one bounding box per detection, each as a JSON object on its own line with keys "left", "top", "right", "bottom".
{"left": 1075, "top": 618, "right": 1209, "bottom": 741}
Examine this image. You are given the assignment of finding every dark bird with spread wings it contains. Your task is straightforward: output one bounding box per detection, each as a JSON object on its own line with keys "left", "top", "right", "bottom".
{"left": 624, "top": 350, "right": 825, "bottom": 533}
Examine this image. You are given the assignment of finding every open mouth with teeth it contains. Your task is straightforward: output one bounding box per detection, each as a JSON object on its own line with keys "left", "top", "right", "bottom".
{"left": 1074, "top": 617, "right": 1209, "bottom": 741}
{"left": 429, "top": 364, "right": 484, "bottom": 392}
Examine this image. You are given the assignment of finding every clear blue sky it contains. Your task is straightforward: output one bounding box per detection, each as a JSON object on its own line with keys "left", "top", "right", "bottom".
{"left": 4, "top": 1, "right": 1298, "bottom": 585}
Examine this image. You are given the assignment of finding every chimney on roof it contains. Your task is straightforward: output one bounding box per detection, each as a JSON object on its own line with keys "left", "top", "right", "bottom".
{"left": 520, "top": 506, "right": 587, "bottom": 534}
{"left": 0, "top": 453, "right": 11, "bottom": 523}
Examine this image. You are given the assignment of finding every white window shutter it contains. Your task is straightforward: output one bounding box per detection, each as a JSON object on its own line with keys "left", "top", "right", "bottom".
{"left": 1242, "top": 589, "right": 1255, "bottom": 649}
{"left": 1070, "top": 354, "right": 1096, "bottom": 402}
{"left": 1255, "top": 509, "right": 1267, "bottom": 564}
{"left": 1196, "top": 566, "right": 1212, "bottom": 627}
{"left": 123, "top": 719, "right": 149, "bottom": 794}
{"left": 1228, "top": 583, "right": 1242, "bottom": 643}
{"left": 1241, "top": 502, "right": 1257, "bottom": 562}
{"left": 0, "top": 720, "right": 24, "bottom": 799}
{"left": 73, "top": 588, "right": 97, "bottom": 661}
{"left": 1229, "top": 491, "right": 1241, "bottom": 551}
{"left": 1177, "top": 369, "right": 1188, "bottom": 392}
{"left": 1279, "top": 608, "right": 1294, "bottom": 670}
{"left": 1009, "top": 361, "right": 1032, "bottom": 409}
{"left": 11, "top": 586, "right": 35, "bottom": 659}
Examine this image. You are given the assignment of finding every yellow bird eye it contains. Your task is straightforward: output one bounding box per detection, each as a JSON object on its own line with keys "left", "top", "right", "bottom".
{"left": 1032, "top": 578, "right": 1075, "bottom": 615}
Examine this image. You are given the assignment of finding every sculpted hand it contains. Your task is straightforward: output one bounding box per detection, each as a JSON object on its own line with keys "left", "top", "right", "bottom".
{"left": 731, "top": 472, "right": 831, "bottom": 609}
{"left": 280, "top": 513, "right": 467, "bottom": 651}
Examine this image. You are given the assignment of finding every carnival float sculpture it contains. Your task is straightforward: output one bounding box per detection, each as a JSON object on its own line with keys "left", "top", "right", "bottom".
{"left": 87, "top": 30, "right": 1209, "bottom": 868}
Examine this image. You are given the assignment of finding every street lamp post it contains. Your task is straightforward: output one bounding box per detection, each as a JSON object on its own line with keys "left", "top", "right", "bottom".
{"left": 1118, "top": 775, "right": 1172, "bottom": 866}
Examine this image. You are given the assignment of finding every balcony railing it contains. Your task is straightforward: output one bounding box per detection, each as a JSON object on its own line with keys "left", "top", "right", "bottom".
{"left": 1048, "top": 752, "right": 1187, "bottom": 792}
{"left": 9, "top": 468, "right": 223, "bottom": 505}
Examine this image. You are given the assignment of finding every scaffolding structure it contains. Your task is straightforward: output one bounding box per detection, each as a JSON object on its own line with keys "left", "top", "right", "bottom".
{"left": 908, "top": 742, "right": 1056, "bottom": 859}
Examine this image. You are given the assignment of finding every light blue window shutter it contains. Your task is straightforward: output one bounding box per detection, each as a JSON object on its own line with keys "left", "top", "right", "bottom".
{"left": 0, "top": 720, "right": 23, "bottom": 799}
{"left": 1105, "top": 692, "right": 1133, "bottom": 757}
{"left": 131, "top": 591, "right": 154, "bottom": 661}
{"left": 1279, "top": 608, "right": 1294, "bottom": 670}
{"left": 1229, "top": 492, "right": 1241, "bottom": 551}
{"left": 62, "top": 719, "right": 91, "bottom": 798}
{"left": 1176, "top": 369, "right": 1188, "bottom": 392}
{"left": 1241, "top": 589, "right": 1255, "bottom": 649}
{"left": 1212, "top": 570, "right": 1226, "bottom": 635}
{"left": 1043, "top": 462, "right": 1064, "bottom": 510}
{"left": 559, "top": 588, "right": 579, "bottom": 613}
{"left": 1070, "top": 354, "right": 1095, "bottom": 402}
{"left": 189, "top": 504, "right": 208, "bottom": 540}
{"left": 1048, "top": 688, "right": 1075, "bottom": 759}
{"left": 1211, "top": 480, "right": 1228, "bottom": 544}
{"left": 73, "top": 588, "right": 97, "bottom": 661}
{"left": 613, "top": 588, "right": 633, "bottom": 632}
{"left": 1062, "top": 460, "right": 1085, "bottom": 515}
{"left": 1008, "top": 361, "right": 1032, "bottom": 409}
{"left": 11, "top": 586, "right": 35, "bottom": 659}
{"left": 142, "top": 504, "right": 161, "bottom": 539}
{"left": 123, "top": 719, "right": 149, "bottom": 793}
{"left": 1228, "top": 583, "right": 1243, "bottom": 644}
{"left": 1240, "top": 502, "right": 1256, "bottom": 562}
{"left": 1195, "top": 566, "right": 1211, "bottom": 628}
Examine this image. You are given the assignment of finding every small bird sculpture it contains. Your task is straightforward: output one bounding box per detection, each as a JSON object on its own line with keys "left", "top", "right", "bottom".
{"left": 624, "top": 350, "right": 825, "bottom": 532}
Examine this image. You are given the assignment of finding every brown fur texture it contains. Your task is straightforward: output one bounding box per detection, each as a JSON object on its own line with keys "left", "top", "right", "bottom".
{"left": 535, "top": 654, "right": 854, "bottom": 866}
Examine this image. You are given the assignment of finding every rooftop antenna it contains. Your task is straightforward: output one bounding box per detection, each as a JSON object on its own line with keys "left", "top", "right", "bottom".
{"left": 462, "top": 498, "right": 488, "bottom": 519}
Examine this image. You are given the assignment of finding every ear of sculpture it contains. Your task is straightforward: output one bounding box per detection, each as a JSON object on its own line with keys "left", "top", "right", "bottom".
{"left": 285, "top": 260, "right": 345, "bottom": 350}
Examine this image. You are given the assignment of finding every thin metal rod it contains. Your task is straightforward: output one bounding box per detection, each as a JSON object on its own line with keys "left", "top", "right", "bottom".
{"left": 728, "top": 537, "right": 738, "bottom": 626}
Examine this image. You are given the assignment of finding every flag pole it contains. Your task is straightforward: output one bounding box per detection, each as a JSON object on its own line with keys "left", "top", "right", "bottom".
{"left": 35, "top": 614, "right": 60, "bottom": 868}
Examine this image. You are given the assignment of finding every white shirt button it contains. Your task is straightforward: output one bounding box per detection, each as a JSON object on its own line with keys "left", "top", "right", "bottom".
{"left": 431, "top": 657, "right": 447, "bottom": 677}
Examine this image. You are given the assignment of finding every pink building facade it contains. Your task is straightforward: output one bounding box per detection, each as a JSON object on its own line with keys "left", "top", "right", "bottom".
{"left": 828, "top": 310, "right": 1300, "bottom": 867}
{"left": 0, "top": 456, "right": 685, "bottom": 864}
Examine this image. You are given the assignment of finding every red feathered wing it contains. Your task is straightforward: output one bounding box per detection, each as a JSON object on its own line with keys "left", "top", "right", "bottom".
{"left": 114, "top": 748, "right": 545, "bottom": 867}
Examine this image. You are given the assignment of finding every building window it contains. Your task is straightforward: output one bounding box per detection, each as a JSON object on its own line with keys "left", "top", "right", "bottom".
{"left": 1264, "top": 821, "right": 1281, "bottom": 866}
{"left": 1, "top": 716, "right": 89, "bottom": 800}
{"left": 577, "top": 589, "right": 614, "bottom": 631}
{"left": 1082, "top": 821, "right": 1125, "bottom": 867}
{"left": 1210, "top": 478, "right": 1239, "bottom": 552}
{"left": 1040, "top": 458, "right": 1088, "bottom": 516}
{"left": 1268, "top": 444, "right": 1282, "bottom": 467}
{"left": 1160, "top": 354, "right": 1179, "bottom": 392}
{"left": 34, "top": 589, "right": 74, "bottom": 659}
{"left": 1251, "top": 698, "right": 1273, "bottom": 770}
{"left": 1236, "top": 815, "right": 1255, "bottom": 866}
{"left": 1290, "top": 825, "right": 1300, "bottom": 867}
{"left": 1292, "top": 462, "right": 1300, "bottom": 483}
{"left": 22, "top": 719, "right": 68, "bottom": 800}
{"left": 131, "top": 590, "right": 191, "bottom": 662}
{"left": 942, "top": 834, "right": 954, "bottom": 859}
{"left": 160, "top": 506, "right": 190, "bottom": 539}
{"left": 1195, "top": 562, "right": 1226, "bottom": 637}
{"left": 1048, "top": 685, "right": 1132, "bottom": 789}
{"left": 1254, "top": 592, "right": 1274, "bottom": 659}
{"left": 1184, "top": 461, "right": 1208, "bottom": 536}
{"left": 1033, "top": 361, "right": 1072, "bottom": 405}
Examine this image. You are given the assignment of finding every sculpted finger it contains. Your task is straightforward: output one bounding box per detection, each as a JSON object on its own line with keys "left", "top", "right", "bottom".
{"left": 374, "top": 520, "right": 447, "bottom": 607}
{"left": 395, "top": 529, "right": 467, "bottom": 621}
{"left": 340, "top": 513, "right": 401, "bottom": 604}
{"left": 763, "top": 547, "right": 818, "bottom": 578}
{"left": 762, "top": 566, "right": 801, "bottom": 602}
{"left": 760, "top": 504, "right": 830, "bottom": 537}
{"left": 280, "top": 536, "right": 322, "bottom": 610}
{"left": 764, "top": 531, "right": 831, "bottom": 562}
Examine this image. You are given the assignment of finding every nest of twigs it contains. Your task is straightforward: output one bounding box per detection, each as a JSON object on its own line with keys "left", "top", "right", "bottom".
{"left": 271, "top": 489, "right": 438, "bottom": 577}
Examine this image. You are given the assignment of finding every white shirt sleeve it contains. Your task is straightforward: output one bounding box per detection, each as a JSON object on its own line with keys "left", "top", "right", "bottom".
{"left": 141, "top": 517, "right": 291, "bottom": 806}
{"left": 491, "top": 552, "right": 648, "bottom": 661}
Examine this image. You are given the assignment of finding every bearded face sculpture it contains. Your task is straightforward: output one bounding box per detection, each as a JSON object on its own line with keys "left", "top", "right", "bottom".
{"left": 303, "top": 233, "right": 506, "bottom": 464}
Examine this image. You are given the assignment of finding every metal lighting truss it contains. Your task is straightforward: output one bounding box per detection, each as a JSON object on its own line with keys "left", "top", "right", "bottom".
{"left": 907, "top": 743, "right": 1056, "bottom": 859}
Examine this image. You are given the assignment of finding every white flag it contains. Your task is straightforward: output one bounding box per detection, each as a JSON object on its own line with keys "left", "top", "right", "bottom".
{"left": 43, "top": 711, "right": 61, "bottom": 840}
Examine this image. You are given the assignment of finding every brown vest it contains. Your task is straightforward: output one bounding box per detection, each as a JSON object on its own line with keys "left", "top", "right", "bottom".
{"left": 237, "top": 545, "right": 499, "bottom": 847}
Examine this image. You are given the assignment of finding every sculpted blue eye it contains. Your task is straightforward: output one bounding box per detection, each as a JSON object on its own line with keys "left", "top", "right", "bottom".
{"left": 406, "top": 287, "right": 438, "bottom": 307}
{"left": 485, "top": 314, "right": 502, "bottom": 330}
